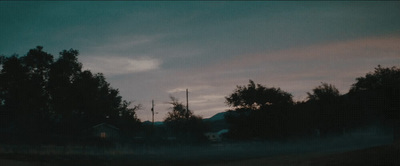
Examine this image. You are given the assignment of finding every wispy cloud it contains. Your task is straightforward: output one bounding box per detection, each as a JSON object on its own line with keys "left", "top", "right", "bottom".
{"left": 81, "top": 56, "right": 162, "bottom": 76}
{"left": 212, "top": 35, "right": 400, "bottom": 72}
{"left": 167, "top": 85, "right": 212, "bottom": 93}
{"left": 190, "top": 95, "right": 225, "bottom": 105}
{"left": 183, "top": 34, "right": 400, "bottom": 101}
{"left": 129, "top": 34, "right": 400, "bottom": 121}
{"left": 90, "top": 34, "right": 167, "bottom": 51}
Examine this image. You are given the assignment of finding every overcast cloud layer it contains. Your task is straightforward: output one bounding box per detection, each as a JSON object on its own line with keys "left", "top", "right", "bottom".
{"left": 1, "top": 2, "right": 400, "bottom": 121}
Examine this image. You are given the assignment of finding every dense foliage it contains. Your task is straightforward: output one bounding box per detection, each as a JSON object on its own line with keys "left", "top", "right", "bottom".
{"left": 0, "top": 46, "right": 140, "bottom": 142}
{"left": 225, "top": 80, "right": 293, "bottom": 110}
{"left": 349, "top": 65, "right": 400, "bottom": 121}
{"left": 224, "top": 80, "right": 294, "bottom": 139}
{"left": 1, "top": 46, "right": 398, "bottom": 143}
{"left": 225, "top": 66, "right": 399, "bottom": 140}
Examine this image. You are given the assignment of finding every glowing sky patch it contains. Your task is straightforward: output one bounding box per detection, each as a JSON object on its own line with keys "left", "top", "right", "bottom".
{"left": 81, "top": 56, "right": 161, "bottom": 75}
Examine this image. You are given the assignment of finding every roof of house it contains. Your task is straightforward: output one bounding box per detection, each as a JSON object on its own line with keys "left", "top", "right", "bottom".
{"left": 92, "top": 123, "right": 120, "bottom": 130}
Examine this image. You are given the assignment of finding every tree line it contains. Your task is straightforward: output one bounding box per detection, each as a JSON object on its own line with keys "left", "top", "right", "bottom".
{"left": 1, "top": 46, "right": 398, "bottom": 143}
{"left": 0, "top": 46, "right": 140, "bottom": 143}
{"left": 224, "top": 66, "right": 400, "bottom": 140}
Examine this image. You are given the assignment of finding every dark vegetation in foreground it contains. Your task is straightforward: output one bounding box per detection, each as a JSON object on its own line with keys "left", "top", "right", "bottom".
{"left": 223, "top": 65, "right": 399, "bottom": 142}
{"left": 0, "top": 46, "right": 399, "bottom": 150}
{"left": 0, "top": 46, "right": 141, "bottom": 145}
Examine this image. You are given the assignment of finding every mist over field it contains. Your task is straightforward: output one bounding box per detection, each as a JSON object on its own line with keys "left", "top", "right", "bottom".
{"left": 0, "top": 125, "right": 393, "bottom": 161}
{"left": 118, "top": 127, "right": 392, "bottom": 162}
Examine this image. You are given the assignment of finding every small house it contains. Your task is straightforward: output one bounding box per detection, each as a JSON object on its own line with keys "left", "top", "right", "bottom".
{"left": 90, "top": 123, "right": 121, "bottom": 141}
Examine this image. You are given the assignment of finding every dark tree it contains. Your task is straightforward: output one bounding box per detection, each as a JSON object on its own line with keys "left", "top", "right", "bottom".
{"left": 164, "top": 96, "right": 208, "bottom": 141}
{"left": 225, "top": 80, "right": 294, "bottom": 140}
{"left": 0, "top": 47, "right": 56, "bottom": 137}
{"left": 225, "top": 80, "right": 293, "bottom": 111}
{"left": 164, "top": 96, "right": 192, "bottom": 122}
{"left": 304, "top": 83, "right": 350, "bottom": 137}
{"left": 22, "top": 46, "right": 54, "bottom": 133}
{"left": 350, "top": 65, "right": 400, "bottom": 93}
{"left": 116, "top": 101, "right": 141, "bottom": 125}
{"left": 48, "top": 49, "right": 82, "bottom": 120}
{"left": 349, "top": 65, "right": 399, "bottom": 121}
{"left": 349, "top": 65, "right": 400, "bottom": 141}
{"left": 0, "top": 46, "right": 141, "bottom": 143}
{"left": 0, "top": 55, "right": 31, "bottom": 131}
{"left": 307, "top": 82, "right": 340, "bottom": 102}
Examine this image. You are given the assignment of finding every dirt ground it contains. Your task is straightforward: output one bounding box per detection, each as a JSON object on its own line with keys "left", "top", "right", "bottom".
{"left": 0, "top": 143, "right": 399, "bottom": 166}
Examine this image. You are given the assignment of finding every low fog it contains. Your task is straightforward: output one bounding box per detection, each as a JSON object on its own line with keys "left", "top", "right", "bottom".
{"left": 0, "top": 125, "right": 393, "bottom": 163}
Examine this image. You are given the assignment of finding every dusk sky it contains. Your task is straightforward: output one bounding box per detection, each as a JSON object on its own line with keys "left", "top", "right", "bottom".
{"left": 1, "top": 1, "right": 399, "bottom": 122}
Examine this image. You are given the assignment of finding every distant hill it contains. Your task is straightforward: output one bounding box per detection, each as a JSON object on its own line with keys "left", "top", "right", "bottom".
{"left": 143, "top": 112, "right": 227, "bottom": 125}
{"left": 203, "top": 112, "right": 226, "bottom": 122}
{"left": 142, "top": 121, "right": 164, "bottom": 126}
{"left": 203, "top": 112, "right": 229, "bottom": 132}
{"left": 142, "top": 112, "right": 229, "bottom": 132}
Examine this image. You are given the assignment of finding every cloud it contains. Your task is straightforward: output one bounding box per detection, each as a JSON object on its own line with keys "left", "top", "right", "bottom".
{"left": 190, "top": 95, "right": 225, "bottom": 105}
{"left": 166, "top": 85, "right": 212, "bottom": 93}
{"left": 180, "top": 34, "right": 400, "bottom": 102}
{"left": 81, "top": 56, "right": 161, "bottom": 75}
{"left": 212, "top": 35, "right": 400, "bottom": 72}
{"left": 130, "top": 34, "right": 400, "bottom": 122}
{"left": 189, "top": 94, "right": 228, "bottom": 118}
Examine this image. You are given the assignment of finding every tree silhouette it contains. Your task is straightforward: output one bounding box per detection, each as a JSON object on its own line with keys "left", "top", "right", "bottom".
{"left": 349, "top": 65, "right": 400, "bottom": 141}
{"left": 303, "top": 83, "right": 349, "bottom": 137}
{"left": 349, "top": 65, "right": 399, "bottom": 121}
{"left": 0, "top": 46, "right": 140, "bottom": 142}
{"left": 0, "top": 55, "right": 33, "bottom": 133}
{"left": 225, "top": 80, "right": 294, "bottom": 140}
{"left": 307, "top": 82, "right": 340, "bottom": 102}
{"left": 164, "top": 96, "right": 208, "bottom": 141}
{"left": 225, "top": 80, "right": 293, "bottom": 111}
{"left": 48, "top": 49, "right": 82, "bottom": 120}
{"left": 164, "top": 96, "right": 192, "bottom": 122}
{"left": 350, "top": 65, "right": 400, "bottom": 93}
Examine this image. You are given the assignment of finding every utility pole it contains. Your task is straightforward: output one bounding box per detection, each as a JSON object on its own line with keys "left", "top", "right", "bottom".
{"left": 186, "top": 89, "right": 189, "bottom": 119}
{"left": 151, "top": 100, "right": 155, "bottom": 128}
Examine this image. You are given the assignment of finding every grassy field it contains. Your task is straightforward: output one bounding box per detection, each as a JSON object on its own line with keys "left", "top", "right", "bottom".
{"left": 0, "top": 130, "right": 397, "bottom": 166}
{"left": 202, "top": 143, "right": 400, "bottom": 166}
{"left": 0, "top": 141, "right": 398, "bottom": 166}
